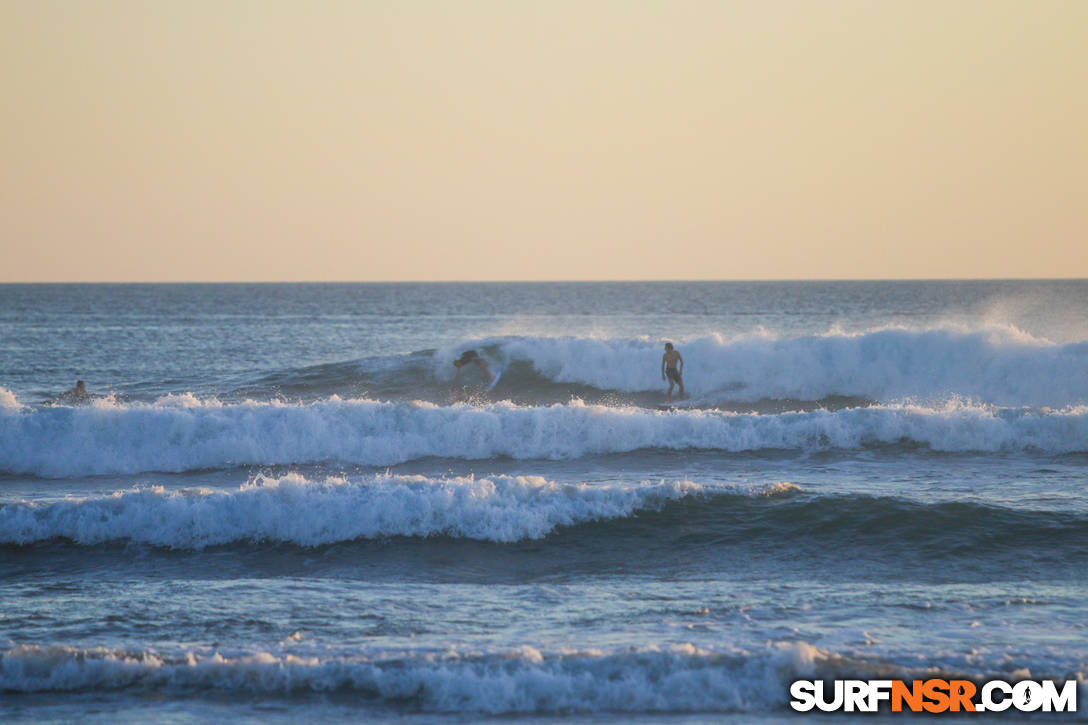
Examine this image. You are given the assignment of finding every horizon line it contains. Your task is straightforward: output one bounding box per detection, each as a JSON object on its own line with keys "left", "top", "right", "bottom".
{"left": 2, "top": 277, "right": 1087, "bottom": 285}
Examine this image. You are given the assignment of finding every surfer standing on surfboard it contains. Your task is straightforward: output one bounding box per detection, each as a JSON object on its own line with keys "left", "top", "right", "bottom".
{"left": 661, "top": 342, "right": 684, "bottom": 403}
{"left": 452, "top": 349, "right": 494, "bottom": 385}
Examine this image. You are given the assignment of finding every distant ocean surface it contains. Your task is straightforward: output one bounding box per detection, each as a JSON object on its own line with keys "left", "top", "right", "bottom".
{"left": 2, "top": 280, "right": 1086, "bottom": 723}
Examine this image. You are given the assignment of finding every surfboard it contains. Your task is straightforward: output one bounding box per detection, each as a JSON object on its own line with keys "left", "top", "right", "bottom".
{"left": 487, "top": 366, "right": 504, "bottom": 391}
{"left": 656, "top": 397, "right": 696, "bottom": 411}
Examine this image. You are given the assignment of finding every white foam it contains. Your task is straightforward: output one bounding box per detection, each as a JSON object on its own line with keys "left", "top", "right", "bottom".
{"left": 1, "top": 397, "right": 1086, "bottom": 478}
{"left": 0, "top": 386, "right": 23, "bottom": 410}
{"left": 0, "top": 641, "right": 824, "bottom": 712}
{"left": 7, "top": 641, "right": 1079, "bottom": 714}
{"left": 0, "top": 474, "right": 730, "bottom": 547}
{"left": 449, "top": 326, "right": 1088, "bottom": 406}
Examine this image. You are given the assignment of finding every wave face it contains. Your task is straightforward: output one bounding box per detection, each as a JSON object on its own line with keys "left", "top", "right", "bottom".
{"left": 3, "top": 395, "right": 1088, "bottom": 477}
{"left": 4, "top": 474, "right": 1086, "bottom": 558}
{"left": 52, "top": 325, "right": 1080, "bottom": 409}
{"left": 439, "top": 326, "right": 1088, "bottom": 406}
{"left": 195, "top": 325, "right": 1088, "bottom": 408}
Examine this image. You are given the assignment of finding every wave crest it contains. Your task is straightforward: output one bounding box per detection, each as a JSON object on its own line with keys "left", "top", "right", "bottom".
{"left": 0, "top": 474, "right": 738, "bottom": 548}
{"left": 4, "top": 474, "right": 1085, "bottom": 555}
{"left": 3, "top": 397, "right": 1087, "bottom": 477}
{"left": 5, "top": 642, "right": 1082, "bottom": 714}
{"left": 442, "top": 327, "right": 1088, "bottom": 406}
{"left": 0, "top": 640, "right": 889, "bottom": 711}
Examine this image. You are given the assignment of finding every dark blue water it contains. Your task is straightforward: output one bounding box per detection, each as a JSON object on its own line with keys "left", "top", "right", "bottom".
{"left": 1, "top": 281, "right": 1086, "bottom": 722}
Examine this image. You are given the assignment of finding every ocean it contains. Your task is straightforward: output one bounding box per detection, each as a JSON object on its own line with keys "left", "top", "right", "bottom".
{"left": 1, "top": 280, "right": 1086, "bottom": 723}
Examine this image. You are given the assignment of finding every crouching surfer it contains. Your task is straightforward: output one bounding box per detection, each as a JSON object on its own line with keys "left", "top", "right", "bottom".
{"left": 452, "top": 350, "right": 494, "bottom": 385}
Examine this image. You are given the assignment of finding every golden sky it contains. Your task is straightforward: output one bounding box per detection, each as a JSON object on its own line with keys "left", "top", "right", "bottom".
{"left": 2, "top": 0, "right": 1086, "bottom": 281}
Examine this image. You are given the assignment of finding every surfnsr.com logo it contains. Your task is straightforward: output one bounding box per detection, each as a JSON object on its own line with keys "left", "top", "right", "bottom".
{"left": 790, "top": 679, "right": 1078, "bottom": 713}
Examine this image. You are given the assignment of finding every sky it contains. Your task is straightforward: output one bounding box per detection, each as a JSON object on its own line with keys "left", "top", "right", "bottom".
{"left": 2, "top": 0, "right": 1086, "bottom": 282}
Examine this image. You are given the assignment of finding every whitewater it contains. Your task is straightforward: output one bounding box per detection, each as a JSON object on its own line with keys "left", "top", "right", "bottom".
{"left": 440, "top": 325, "right": 1088, "bottom": 406}
{"left": 2, "top": 280, "right": 1087, "bottom": 723}
{"left": 3, "top": 395, "right": 1088, "bottom": 478}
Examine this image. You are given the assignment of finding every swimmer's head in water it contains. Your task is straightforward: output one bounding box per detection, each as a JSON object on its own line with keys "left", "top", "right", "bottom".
{"left": 664, "top": 342, "right": 673, "bottom": 351}
{"left": 75, "top": 380, "right": 86, "bottom": 390}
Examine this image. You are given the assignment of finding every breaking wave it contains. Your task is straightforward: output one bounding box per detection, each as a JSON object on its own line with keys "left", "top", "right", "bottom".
{"left": 0, "top": 474, "right": 793, "bottom": 548}
{"left": 2, "top": 641, "right": 1083, "bottom": 715}
{"left": 3, "top": 473, "right": 1085, "bottom": 558}
{"left": 84, "top": 325, "right": 1085, "bottom": 409}
{"left": 439, "top": 325, "right": 1088, "bottom": 406}
{"left": 2, "top": 395, "right": 1087, "bottom": 477}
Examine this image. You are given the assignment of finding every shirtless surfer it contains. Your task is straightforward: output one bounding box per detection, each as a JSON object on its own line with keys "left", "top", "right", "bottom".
{"left": 452, "top": 350, "right": 494, "bottom": 384}
{"left": 661, "top": 343, "right": 684, "bottom": 403}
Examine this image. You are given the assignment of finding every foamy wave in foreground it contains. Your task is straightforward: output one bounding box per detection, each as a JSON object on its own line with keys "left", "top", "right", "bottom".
{"left": 446, "top": 326, "right": 1088, "bottom": 406}
{"left": 2, "top": 396, "right": 1088, "bottom": 477}
{"left": 0, "top": 474, "right": 798, "bottom": 548}
{"left": 3, "top": 642, "right": 1083, "bottom": 714}
{"left": 0, "top": 642, "right": 817, "bottom": 711}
